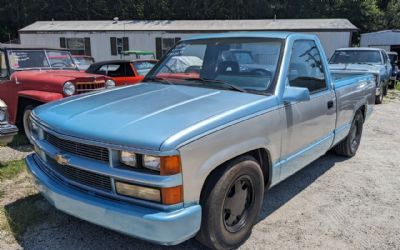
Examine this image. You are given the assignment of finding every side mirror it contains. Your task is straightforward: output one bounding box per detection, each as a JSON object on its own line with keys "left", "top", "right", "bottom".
{"left": 283, "top": 86, "right": 311, "bottom": 103}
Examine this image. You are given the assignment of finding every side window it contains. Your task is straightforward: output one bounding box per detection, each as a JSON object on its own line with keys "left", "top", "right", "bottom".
{"left": 0, "top": 51, "right": 8, "bottom": 78}
{"left": 287, "top": 40, "right": 327, "bottom": 94}
{"left": 96, "top": 64, "right": 124, "bottom": 76}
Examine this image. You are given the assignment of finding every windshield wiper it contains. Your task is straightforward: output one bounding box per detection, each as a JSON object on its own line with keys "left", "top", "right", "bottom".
{"left": 145, "top": 76, "right": 174, "bottom": 85}
{"left": 183, "top": 78, "right": 247, "bottom": 93}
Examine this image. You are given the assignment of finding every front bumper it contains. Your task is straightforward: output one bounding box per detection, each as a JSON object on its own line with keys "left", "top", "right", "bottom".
{"left": 25, "top": 154, "right": 201, "bottom": 245}
{"left": 0, "top": 123, "right": 18, "bottom": 146}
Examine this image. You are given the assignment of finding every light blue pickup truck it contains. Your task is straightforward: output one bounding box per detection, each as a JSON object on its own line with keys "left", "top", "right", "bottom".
{"left": 26, "top": 32, "right": 375, "bottom": 249}
{"left": 329, "top": 47, "right": 392, "bottom": 104}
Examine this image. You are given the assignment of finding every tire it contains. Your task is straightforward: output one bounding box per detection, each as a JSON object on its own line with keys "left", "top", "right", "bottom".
{"left": 389, "top": 80, "right": 395, "bottom": 89}
{"left": 22, "top": 105, "right": 34, "bottom": 144}
{"left": 375, "top": 84, "right": 384, "bottom": 104}
{"left": 334, "top": 111, "right": 364, "bottom": 157}
{"left": 196, "top": 155, "right": 264, "bottom": 250}
{"left": 383, "top": 83, "right": 388, "bottom": 96}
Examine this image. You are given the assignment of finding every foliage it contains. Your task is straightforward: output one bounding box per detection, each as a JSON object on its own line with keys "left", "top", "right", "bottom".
{"left": 0, "top": 0, "right": 398, "bottom": 43}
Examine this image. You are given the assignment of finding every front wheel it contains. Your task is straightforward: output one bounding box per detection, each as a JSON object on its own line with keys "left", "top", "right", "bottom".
{"left": 196, "top": 156, "right": 264, "bottom": 249}
{"left": 22, "top": 105, "right": 34, "bottom": 144}
{"left": 334, "top": 111, "right": 364, "bottom": 157}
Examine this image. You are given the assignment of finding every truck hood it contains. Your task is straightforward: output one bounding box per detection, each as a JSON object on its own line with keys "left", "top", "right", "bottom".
{"left": 33, "top": 83, "right": 274, "bottom": 152}
{"left": 13, "top": 70, "right": 107, "bottom": 85}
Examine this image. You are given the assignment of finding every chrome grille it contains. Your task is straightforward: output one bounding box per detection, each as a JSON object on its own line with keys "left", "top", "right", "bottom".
{"left": 47, "top": 158, "right": 112, "bottom": 192}
{"left": 45, "top": 132, "right": 110, "bottom": 162}
{"left": 76, "top": 80, "right": 105, "bottom": 93}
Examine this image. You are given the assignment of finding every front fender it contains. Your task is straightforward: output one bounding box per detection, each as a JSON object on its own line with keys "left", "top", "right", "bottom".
{"left": 18, "top": 90, "right": 64, "bottom": 103}
{"left": 178, "top": 108, "right": 282, "bottom": 204}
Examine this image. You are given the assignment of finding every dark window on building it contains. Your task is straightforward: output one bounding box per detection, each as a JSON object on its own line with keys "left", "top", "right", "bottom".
{"left": 59, "top": 37, "right": 91, "bottom": 56}
{"left": 110, "top": 37, "right": 129, "bottom": 56}
{"left": 155, "top": 37, "right": 181, "bottom": 59}
{"left": 287, "top": 40, "right": 327, "bottom": 94}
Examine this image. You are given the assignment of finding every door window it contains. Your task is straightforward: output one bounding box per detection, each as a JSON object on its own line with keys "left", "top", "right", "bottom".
{"left": 287, "top": 40, "right": 327, "bottom": 94}
{"left": 96, "top": 63, "right": 132, "bottom": 77}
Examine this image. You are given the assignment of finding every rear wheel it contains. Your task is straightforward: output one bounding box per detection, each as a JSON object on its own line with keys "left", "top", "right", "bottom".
{"left": 22, "top": 105, "right": 34, "bottom": 144}
{"left": 334, "top": 111, "right": 364, "bottom": 157}
{"left": 196, "top": 155, "right": 264, "bottom": 249}
{"left": 389, "top": 80, "right": 395, "bottom": 89}
{"left": 375, "top": 84, "right": 384, "bottom": 104}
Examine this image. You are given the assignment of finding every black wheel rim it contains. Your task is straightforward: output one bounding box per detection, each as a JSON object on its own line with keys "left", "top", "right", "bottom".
{"left": 349, "top": 117, "right": 362, "bottom": 153}
{"left": 223, "top": 175, "right": 254, "bottom": 233}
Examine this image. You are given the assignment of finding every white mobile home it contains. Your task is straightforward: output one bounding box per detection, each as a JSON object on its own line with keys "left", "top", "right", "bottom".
{"left": 19, "top": 19, "right": 357, "bottom": 61}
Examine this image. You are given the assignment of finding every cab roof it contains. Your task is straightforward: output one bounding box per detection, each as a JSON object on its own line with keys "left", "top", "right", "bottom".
{"left": 335, "top": 47, "right": 384, "bottom": 51}
{"left": 183, "top": 32, "right": 294, "bottom": 41}
{"left": 182, "top": 31, "right": 319, "bottom": 42}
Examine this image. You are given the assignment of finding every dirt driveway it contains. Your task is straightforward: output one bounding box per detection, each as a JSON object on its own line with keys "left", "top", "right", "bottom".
{"left": 1, "top": 90, "right": 400, "bottom": 250}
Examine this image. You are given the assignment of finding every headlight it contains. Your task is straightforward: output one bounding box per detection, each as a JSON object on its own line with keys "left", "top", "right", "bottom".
{"left": 143, "top": 155, "right": 161, "bottom": 171}
{"left": 120, "top": 151, "right": 137, "bottom": 167}
{"left": 63, "top": 81, "right": 75, "bottom": 96}
{"left": 105, "top": 79, "right": 115, "bottom": 89}
{"left": 0, "top": 108, "right": 6, "bottom": 123}
{"left": 143, "top": 155, "right": 181, "bottom": 175}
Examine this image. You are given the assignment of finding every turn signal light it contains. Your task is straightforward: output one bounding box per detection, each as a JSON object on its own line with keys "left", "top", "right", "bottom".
{"left": 160, "top": 156, "right": 181, "bottom": 175}
{"left": 161, "top": 186, "right": 183, "bottom": 205}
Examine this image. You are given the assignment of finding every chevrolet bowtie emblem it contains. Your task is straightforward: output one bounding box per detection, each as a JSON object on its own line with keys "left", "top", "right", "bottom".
{"left": 55, "top": 154, "right": 70, "bottom": 165}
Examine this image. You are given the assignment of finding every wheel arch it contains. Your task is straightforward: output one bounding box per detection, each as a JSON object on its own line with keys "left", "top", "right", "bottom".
{"left": 358, "top": 104, "right": 367, "bottom": 122}
{"left": 199, "top": 148, "right": 272, "bottom": 205}
{"left": 16, "top": 97, "right": 43, "bottom": 127}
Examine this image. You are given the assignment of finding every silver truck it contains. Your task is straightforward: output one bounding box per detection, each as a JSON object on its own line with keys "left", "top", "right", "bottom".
{"left": 26, "top": 32, "right": 375, "bottom": 249}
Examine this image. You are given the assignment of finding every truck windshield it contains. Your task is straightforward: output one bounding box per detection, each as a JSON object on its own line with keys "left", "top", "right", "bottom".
{"left": 330, "top": 50, "right": 383, "bottom": 65}
{"left": 146, "top": 38, "right": 283, "bottom": 94}
{"left": 7, "top": 50, "right": 77, "bottom": 70}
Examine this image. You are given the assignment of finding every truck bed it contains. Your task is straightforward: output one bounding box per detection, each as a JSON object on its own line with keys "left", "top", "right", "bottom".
{"left": 331, "top": 72, "right": 375, "bottom": 146}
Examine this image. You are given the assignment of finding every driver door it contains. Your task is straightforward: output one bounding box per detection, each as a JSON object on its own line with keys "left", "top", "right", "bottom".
{"left": 280, "top": 40, "right": 336, "bottom": 180}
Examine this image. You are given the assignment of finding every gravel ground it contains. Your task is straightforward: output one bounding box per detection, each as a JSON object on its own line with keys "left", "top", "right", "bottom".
{"left": 0, "top": 145, "right": 32, "bottom": 163}
{"left": 1, "top": 90, "right": 400, "bottom": 250}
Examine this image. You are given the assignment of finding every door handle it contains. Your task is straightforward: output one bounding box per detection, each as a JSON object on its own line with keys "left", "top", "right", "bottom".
{"left": 327, "top": 100, "right": 334, "bottom": 109}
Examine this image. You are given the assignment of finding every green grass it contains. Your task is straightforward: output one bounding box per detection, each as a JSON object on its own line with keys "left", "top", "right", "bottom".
{"left": 396, "top": 81, "right": 400, "bottom": 91}
{"left": 0, "top": 160, "right": 26, "bottom": 181}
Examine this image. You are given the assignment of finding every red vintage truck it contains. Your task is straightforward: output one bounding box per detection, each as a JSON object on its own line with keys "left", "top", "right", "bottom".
{"left": 0, "top": 44, "right": 115, "bottom": 140}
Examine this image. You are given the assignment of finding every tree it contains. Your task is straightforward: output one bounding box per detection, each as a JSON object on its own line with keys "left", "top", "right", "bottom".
{"left": 0, "top": 0, "right": 397, "bottom": 44}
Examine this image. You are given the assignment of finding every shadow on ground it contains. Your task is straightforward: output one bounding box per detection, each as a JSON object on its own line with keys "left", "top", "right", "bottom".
{"left": 5, "top": 152, "right": 347, "bottom": 250}
{"left": 7, "top": 133, "right": 32, "bottom": 152}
